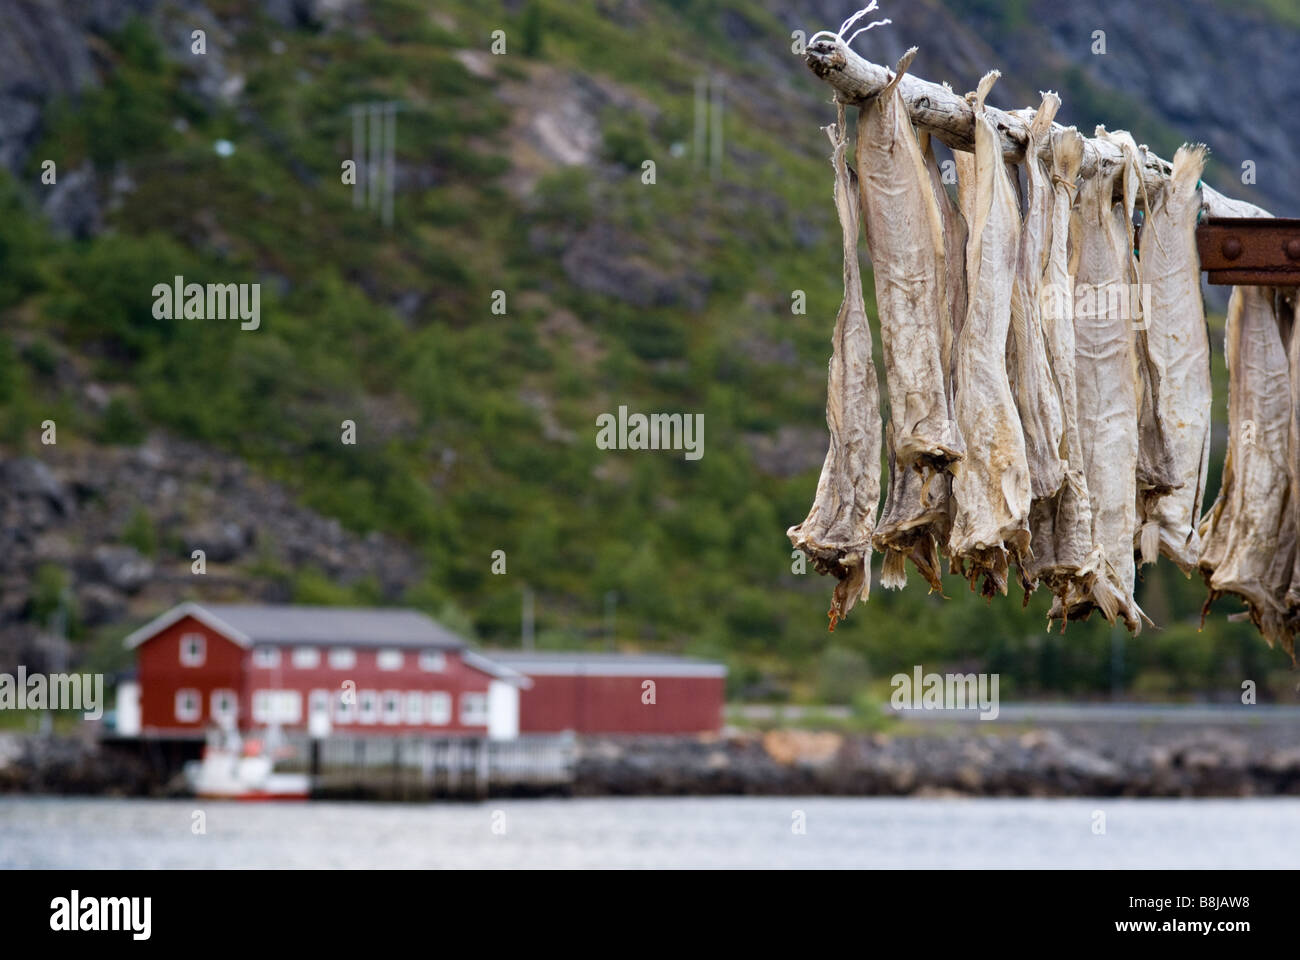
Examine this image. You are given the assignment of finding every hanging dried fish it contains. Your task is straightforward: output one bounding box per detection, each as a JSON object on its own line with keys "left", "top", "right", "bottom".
{"left": 1198, "top": 286, "right": 1294, "bottom": 659}
{"left": 1005, "top": 95, "right": 1067, "bottom": 600}
{"left": 1284, "top": 292, "right": 1300, "bottom": 644}
{"left": 872, "top": 130, "right": 968, "bottom": 592}
{"left": 1028, "top": 127, "right": 1106, "bottom": 621}
{"left": 1091, "top": 131, "right": 1183, "bottom": 520}
{"left": 787, "top": 105, "right": 884, "bottom": 630}
{"left": 1066, "top": 132, "right": 1146, "bottom": 632}
{"left": 1134, "top": 145, "right": 1212, "bottom": 572}
{"left": 947, "top": 71, "right": 1032, "bottom": 597}
{"left": 856, "top": 48, "right": 964, "bottom": 476}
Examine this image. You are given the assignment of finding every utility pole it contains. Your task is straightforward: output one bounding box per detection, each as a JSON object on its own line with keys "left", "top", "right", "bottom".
{"left": 349, "top": 101, "right": 400, "bottom": 225}
{"left": 693, "top": 75, "right": 724, "bottom": 178}
{"left": 382, "top": 101, "right": 396, "bottom": 227}
{"left": 710, "top": 73, "right": 724, "bottom": 181}
{"left": 351, "top": 105, "right": 365, "bottom": 209}
{"left": 693, "top": 75, "right": 707, "bottom": 171}
{"left": 603, "top": 591, "right": 617, "bottom": 651}
{"left": 522, "top": 586, "right": 535, "bottom": 651}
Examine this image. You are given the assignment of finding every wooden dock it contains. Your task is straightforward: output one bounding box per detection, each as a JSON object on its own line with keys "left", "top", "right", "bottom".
{"left": 281, "top": 733, "right": 577, "bottom": 800}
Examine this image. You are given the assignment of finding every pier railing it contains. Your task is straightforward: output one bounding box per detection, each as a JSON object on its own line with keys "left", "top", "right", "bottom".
{"left": 278, "top": 733, "right": 576, "bottom": 800}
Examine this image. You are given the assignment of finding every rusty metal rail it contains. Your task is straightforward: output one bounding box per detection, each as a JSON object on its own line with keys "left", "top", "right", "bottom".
{"left": 1196, "top": 218, "right": 1300, "bottom": 285}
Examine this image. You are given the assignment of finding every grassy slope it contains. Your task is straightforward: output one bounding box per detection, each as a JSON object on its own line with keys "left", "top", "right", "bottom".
{"left": 0, "top": 0, "right": 1289, "bottom": 701}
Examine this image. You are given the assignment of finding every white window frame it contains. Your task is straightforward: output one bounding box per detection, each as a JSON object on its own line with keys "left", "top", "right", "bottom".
{"left": 309, "top": 689, "right": 330, "bottom": 719}
{"left": 210, "top": 688, "right": 237, "bottom": 724}
{"left": 252, "top": 647, "right": 280, "bottom": 669}
{"left": 252, "top": 689, "right": 301, "bottom": 724}
{"left": 419, "top": 650, "right": 446, "bottom": 672}
{"left": 426, "top": 692, "right": 451, "bottom": 726}
{"left": 328, "top": 647, "right": 356, "bottom": 670}
{"left": 334, "top": 688, "right": 358, "bottom": 724}
{"left": 358, "top": 690, "right": 378, "bottom": 725}
{"left": 175, "top": 688, "right": 200, "bottom": 723}
{"left": 404, "top": 691, "right": 423, "bottom": 724}
{"left": 180, "top": 633, "right": 206, "bottom": 667}
{"left": 292, "top": 646, "right": 320, "bottom": 669}
{"left": 376, "top": 649, "right": 404, "bottom": 671}
{"left": 273, "top": 690, "right": 302, "bottom": 724}
{"left": 460, "top": 692, "right": 488, "bottom": 727}
{"left": 381, "top": 690, "right": 402, "bottom": 725}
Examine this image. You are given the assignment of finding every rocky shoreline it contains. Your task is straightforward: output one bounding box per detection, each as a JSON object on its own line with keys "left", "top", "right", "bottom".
{"left": 4, "top": 720, "right": 1300, "bottom": 799}
{"left": 574, "top": 725, "right": 1300, "bottom": 798}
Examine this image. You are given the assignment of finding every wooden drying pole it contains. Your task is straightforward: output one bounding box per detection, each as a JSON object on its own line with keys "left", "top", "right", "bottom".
{"left": 803, "top": 35, "right": 1271, "bottom": 221}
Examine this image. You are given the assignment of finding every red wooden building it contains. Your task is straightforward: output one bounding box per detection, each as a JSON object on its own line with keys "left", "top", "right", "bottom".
{"left": 121, "top": 603, "right": 529, "bottom": 739}
{"left": 486, "top": 651, "right": 727, "bottom": 735}
{"left": 120, "top": 603, "right": 727, "bottom": 739}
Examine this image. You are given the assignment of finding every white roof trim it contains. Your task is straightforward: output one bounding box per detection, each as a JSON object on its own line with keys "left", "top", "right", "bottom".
{"left": 123, "top": 602, "right": 252, "bottom": 649}
{"left": 461, "top": 651, "right": 534, "bottom": 689}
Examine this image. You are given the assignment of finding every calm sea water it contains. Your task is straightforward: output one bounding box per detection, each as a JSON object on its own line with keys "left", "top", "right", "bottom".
{"left": 1, "top": 796, "right": 1296, "bottom": 869}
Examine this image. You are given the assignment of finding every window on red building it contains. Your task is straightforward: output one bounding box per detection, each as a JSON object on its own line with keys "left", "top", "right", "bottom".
{"left": 404, "top": 691, "right": 423, "bottom": 724}
{"left": 292, "top": 646, "right": 320, "bottom": 669}
{"left": 253, "top": 647, "right": 280, "bottom": 669}
{"left": 358, "top": 690, "right": 378, "bottom": 724}
{"left": 381, "top": 691, "right": 402, "bottom": 725}
{"left": 335, "top": 689, "right": 358, "bottom": 724}
{"left": 210, "top": 689, "right": 237, "bottom": 724}
{"left": 426, "top": 692, "right": 451, "bottom": 726}
{"left": 460, "top": 692, "right": 488, "bottom": 726}
{"left": 175, "top": 689, "right": 200, "bottom": 723}
{"left": 180, "top": 633, "right": 205, "bottom": 667}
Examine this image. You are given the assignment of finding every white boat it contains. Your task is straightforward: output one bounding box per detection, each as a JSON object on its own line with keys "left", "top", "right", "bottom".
{"left": 185, "top": 722, "right": 310, "bottom": 801}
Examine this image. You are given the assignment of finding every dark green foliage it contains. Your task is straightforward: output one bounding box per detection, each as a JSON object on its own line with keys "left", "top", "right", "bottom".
{"left": 521, "top": 2, "right": 545, "bottom": 57}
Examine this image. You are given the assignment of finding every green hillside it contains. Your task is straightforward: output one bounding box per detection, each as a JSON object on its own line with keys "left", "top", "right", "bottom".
{"left": 0, "top": 0, "right": 1291, "bottom": 703}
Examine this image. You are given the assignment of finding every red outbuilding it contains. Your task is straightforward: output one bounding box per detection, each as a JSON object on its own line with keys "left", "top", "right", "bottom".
{"left": 121, "top": 602, "right": 529, "bottom": 739}
{"left": 485, "top": 651, "right": 727, "bottom": 735}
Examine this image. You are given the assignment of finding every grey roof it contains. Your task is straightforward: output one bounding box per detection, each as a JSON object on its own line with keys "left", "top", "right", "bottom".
{"left": 484, "top": 650, "right": 726, "bottom": 678}
{"left": 203, "top": 604, "right": 466, "bottom": 648}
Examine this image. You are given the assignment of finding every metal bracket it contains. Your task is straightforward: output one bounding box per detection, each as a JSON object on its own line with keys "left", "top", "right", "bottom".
{"left": 1195, "top": 217, "right": 1300, "bottom": 285}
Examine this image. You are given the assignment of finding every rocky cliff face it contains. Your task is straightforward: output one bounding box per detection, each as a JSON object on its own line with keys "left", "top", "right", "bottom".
{"left": 765, "top": 0, "right": 1299, "bottom": 217}
{"left": 0, "top": 434, "right": 422, "bottom": 672}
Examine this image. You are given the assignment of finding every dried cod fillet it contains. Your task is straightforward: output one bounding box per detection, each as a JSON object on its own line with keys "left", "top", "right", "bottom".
{"left": 1063, "top": 134, "right": 1145, "bottom": 632}
{"left": 872, "top": 131, "right": 969, "bottom": 592}
{"left": 1028, "top": 128, "right": 1104, "bottom": 619}
{"left": 1284, "top": 292, "right": 1300, "bottom": 641}
{"left": 856, "top": 49, "right": 963, "bottom": 474}
{"left": 1198, "top": 286, "right": 1294, "bottom": 659}
{"left": 1102, "top": 133, "right": 1183, "bottom": 511}
{"left": 787, "top": 106, "right": 884, "bottom": 631}
{"left": 1135, "top": 145, "right": 1212, "bottom": 573}
{"left": 1009, "top": 96, "right": 1066, "bottom": 505}
{"left": 947, "top": 71, "right": 1032, "bottom": 597}
{"left": 953, "top": 147, "right": 976, "bottom": 281}
{"left": 922, "top": 130, "right": 969, "bottom": 355}
{"left": 875, "top": 423, "right": 947, "bottom": 591}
